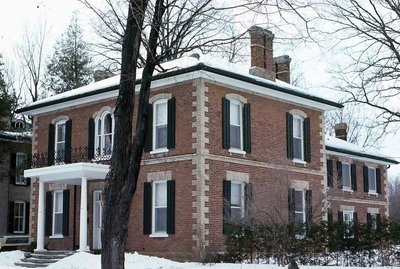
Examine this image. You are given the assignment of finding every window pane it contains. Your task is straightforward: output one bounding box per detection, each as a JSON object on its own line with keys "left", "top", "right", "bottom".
{"left": 104, "top": 134, "right": 112, "bottom": 154}
{"left": 230, "top": 102, "right": 240, "bottom": 126}
{"left": 97, "top": 119, "right": 102, "bottom": 135}
{"left": 230, "top": 125, "right": 241, "bottom": 149}
{"left": 293, "top": 118, "right": 302, "bottom": 138}
{"left": 57, "top": 123, "right": 66, "bottom": 142}
{"left": 368, "top": 168, "right": 376, "bottom": 191}
{"left": 231, "top": 208, "right": 242, "bottom": 222}
{"left": 55, "top": 192, "right": 63, "bottom": 212}
{"left": 295, "top": 212, "right": 304, "bottom": 224}
{"left": 155, "top": 208, "right": 167, "bottom": 232}
{"left": 104, "top": 114, "right": 112, "bottom": 134}
{"left": 342, "top": 164, "right": 351, "bottom": 188}
{"left": 56, "top": 142, "right": 65, "bottom": 157}
{"left": 293, "top": 138, "right": 302, "bottom": 159}
{"left": 230, "top": 183, "right": 242, "bottom": 206}
{"left": 155, "top": 183, "right": 167, "bottom": 207}
{"left": 156, "top": 102, "right": 167, "bottom": 125}
{"left": 54, "top": 213, "right": 63, "bottom": 234}
{"left": 156, "top": 125, "right": 167, "bottom": 149}
{"left": 294, "top": 190, "right": 303, "bottom": 212}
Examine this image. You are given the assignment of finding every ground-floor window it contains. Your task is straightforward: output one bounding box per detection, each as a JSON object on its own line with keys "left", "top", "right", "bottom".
{"left": 53, "top": 191, "right": 63, "bottom": 235}
{"left": 13, "top": 201, "right": 26, "bottom": 233}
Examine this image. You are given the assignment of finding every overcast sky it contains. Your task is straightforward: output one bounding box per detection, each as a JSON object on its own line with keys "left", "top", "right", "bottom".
{"left": 1, "top": 0, "right": 399, "bottom": 176}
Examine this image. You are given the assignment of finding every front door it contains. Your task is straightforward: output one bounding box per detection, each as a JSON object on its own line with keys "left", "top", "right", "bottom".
{"left": 93, "top": 190, "right": 102, "bottom": 250}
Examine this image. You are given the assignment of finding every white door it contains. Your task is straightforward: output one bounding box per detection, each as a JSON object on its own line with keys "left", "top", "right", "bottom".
{"left": 93, "top": 190, "right": 103, "bottom": 250}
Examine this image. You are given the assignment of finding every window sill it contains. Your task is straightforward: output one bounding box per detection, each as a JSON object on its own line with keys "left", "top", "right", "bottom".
{"left": 149, "top": 233, "right": 168, "bottom": 238}
{"left": 292, "top": 159, "right": 306, "bottom": 165}
{"left": 150, "top": 149, "right": 169, "bottom": 155}
{"left": 13, "top": 231, "right": 25, "bottom": 234}
{"left": 49, "top": 235, "right": 64, "bottom": 239}
{"left": 368, "top": 191, "right": 378, "bottom": 196}
{"left": 228, "top": 148, "right": 246, "bottom": 155}
{"left": 342, "top": 188, "right": 353, "bottom": 193}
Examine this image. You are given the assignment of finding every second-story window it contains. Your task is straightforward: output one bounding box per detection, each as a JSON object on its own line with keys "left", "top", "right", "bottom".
{"left": 154, "top": 99, "right": 168, "bottom": 150}
{"left": 95, "top": 111, "right": 114, "bottom": 157}
{"left": 368, "top": 167, "right": 377, "bottom": 193}
{"left": 363, "top": 166, "right": 381, "bottom": 194}
{"left": 286, "top": 111, "right": 310, "bottom": 163}
{"left": 293, "top": 116, "right": 303, "bottom": 160}
{"left": 229, "top": 100, "right": 243, "bottom": 150}
{"left": 337, "top": 161, "right": 357, "bottom": 191}
{"left": 15, "top": 153, "right": 28, "bottom": 185}
{"left": 342, "top": 163, "right": 351, "bottom": 190}
{"left": 55, "top": 121, "right": 66, "bottom": 162}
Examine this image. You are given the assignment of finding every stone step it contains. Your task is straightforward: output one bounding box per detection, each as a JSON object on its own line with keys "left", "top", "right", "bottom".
{"left": 14, "top": 262, "right": 48, "bottom": 268}
{"left": 33, "top": 250, "right": 74, "bottom": 255}
{"left": 30, "top": 253, "right": 68, "bottom": 259}
{"left": 22, "top": 257, "right": 58, "bottom": 264}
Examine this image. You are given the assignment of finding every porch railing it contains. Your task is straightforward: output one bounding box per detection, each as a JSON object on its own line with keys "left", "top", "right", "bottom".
{"left": 31, "top": 147, "right": 112, "bottom": 168}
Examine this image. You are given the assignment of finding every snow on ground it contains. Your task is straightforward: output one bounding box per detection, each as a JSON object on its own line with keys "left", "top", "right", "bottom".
{"left": 0, "top": 250, "right": 399, "bottom": 269}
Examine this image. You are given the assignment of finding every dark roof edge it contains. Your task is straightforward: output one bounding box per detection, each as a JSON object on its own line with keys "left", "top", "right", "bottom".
{"left": 0, "top": 133, "right": 32, "bottom": 142}
{"left": 326, "top": 145, "right": 398, "bottom": 164}
{"left": 17, "top": 63, "right": 343, "bottom": 113}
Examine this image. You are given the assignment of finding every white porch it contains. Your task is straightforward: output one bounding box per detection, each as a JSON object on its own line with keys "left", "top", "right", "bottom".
{"left": 24, "top": 162, "right": 109, "bottom": 252}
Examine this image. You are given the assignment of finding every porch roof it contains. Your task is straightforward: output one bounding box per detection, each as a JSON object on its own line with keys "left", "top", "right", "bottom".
{"left": 24, "top": 162, "right": 109, "bottom": 185}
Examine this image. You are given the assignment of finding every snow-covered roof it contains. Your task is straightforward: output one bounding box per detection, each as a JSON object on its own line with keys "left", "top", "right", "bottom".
{"left": 0, "top": 130, "right": 32, "bottom": 142}
{"left": 17, "top": 55, "right": 342, "bottom": 115}
{"left": 325, "top": 136, "right": 398, "bottom": 164}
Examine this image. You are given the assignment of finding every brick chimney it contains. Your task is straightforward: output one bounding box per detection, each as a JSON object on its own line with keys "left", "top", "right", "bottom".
{"left": 249, "top": 26, "right": 275, "bottom": 81}
{"left": 334, "top": 123, "right": 348, "bottom": 141}
{"left": 274, "top": 55, "right": 291, "bottom": 84}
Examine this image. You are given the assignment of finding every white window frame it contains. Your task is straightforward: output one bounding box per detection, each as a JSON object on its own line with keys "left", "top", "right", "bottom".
{"left": 343, "top": 210, "right": 354, "bottom": 238}
{"left": 368, "top": 167, "right": 377, "bottom": 194}
{"left": 230, "top": 181, "right": 245, "bottom": 222}
{"left": 228, "top": 99, "right": 244, "bottom": 154}
{"left": 294, "top": 189, "right": 306, "bottom": 225}
{"left": 152, "top": 99, "right": 169, "bottom": 153}
{"left": 94, "top": 111, "right": 115, "bottom": 158}
{"left": 52, "top": 190, "right": 63, "bottom": 237}
{"left": 292, "top": 115, "right": 304, "bottom": 161}
{"left": 13, "top": 201, "right": 26, "bottom": 234}
{"left": 151, "top": 180, "right": 168, "bottom": 237}
{"left": 15, "top": 153, "right": 27, "bottom": 185}
{"left": 55, "top": 120, "right": 66, "bottom": 162}
{"left": 342, "top": 163, "right": 352, "bottom": 191}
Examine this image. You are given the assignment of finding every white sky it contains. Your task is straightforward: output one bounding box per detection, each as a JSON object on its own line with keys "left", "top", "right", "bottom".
{"left": 1, "top": 0, "right": 399, "bottom": 176}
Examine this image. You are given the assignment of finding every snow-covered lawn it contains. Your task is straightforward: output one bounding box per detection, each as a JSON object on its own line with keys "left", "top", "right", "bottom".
{"left": 0, "top": 250, "right": 399, "bottom": 269}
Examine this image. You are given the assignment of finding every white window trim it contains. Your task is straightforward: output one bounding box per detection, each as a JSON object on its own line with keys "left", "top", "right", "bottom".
{"left": 343, "top": 210, "right": 354, "bottom": 238}
{"left": 54, "top": 120, "right": 66, "bottom": 162}
{"left": 292, "top": 115, "right": 304, "bottom": 162}
{"left": 368, "top": 167, "right": 378, "bottom": 194}
{"left": 294, "top": 188, "right": 306, "bottom": 224}
{"left": 15, "top": 153, "right": 27, "bottom": 185}
{"left": 228, "top": 99, "right": 244, "bottom": 152}
{"left": 342, "top": 163, "right": 352, "bottom": 191}
{"left": 230, "top": 180, "right": 245, "bottom": 221}
{"left": 151, "top": 180, "right": 168, "bottom": 237}
{"left": 94, "top": 111, "right": 115, "bottom": 159}
{"left": 52, "top": 190, "right": 63, "bottom": 236}
{"left": 152, "top": 99, "right": 169, "bottom": 153}
{"left": 13, "top": 201, "right": 26, "bottom": 234}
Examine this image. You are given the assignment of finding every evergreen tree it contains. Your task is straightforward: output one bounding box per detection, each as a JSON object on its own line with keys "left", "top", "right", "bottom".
{"left": 43, "top": 14, "right": 92, "bottom": 94}
{"left": 0, "top": 54, "right": 15, "bottom": 130}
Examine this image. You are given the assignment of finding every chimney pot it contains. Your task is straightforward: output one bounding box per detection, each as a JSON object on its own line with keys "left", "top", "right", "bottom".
{"left": 334, "top": 123, "right": 348, "bottom": 141}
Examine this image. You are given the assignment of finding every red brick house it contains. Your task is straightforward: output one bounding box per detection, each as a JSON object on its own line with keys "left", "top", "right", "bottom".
{"left": 18, "top": 26, "right": 397, "bottom": 260}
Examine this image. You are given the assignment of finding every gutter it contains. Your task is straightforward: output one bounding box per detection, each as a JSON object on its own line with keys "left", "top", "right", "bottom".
{"left": 326, "top": 145, "right": 398, "bottom": 165}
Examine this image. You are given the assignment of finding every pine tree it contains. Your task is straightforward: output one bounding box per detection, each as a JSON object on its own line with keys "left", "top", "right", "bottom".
{"left": 43, "top": 14, "right": 92, "bottom": 94}
{"left": 0, "top": 54, "right": 15, "bottom": 130}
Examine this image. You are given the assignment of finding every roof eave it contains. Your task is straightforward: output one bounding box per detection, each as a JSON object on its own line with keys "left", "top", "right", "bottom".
{"left": 326, "top": 146, "right": 398, "bottom": 165}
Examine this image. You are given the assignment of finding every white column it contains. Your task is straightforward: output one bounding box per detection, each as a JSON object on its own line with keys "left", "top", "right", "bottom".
{"left": 35, "top": 180, "right": 45, "bottom": 252}
{"left": 78, "top": 176, "right": 89, "bottom": 252}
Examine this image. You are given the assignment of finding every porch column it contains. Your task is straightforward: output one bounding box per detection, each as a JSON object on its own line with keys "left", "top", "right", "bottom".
{"left": 35, "top": 179, "right": 45, "bottom": 252}
{"left": 78, "top": 176, "right": 89, "bottom": 252}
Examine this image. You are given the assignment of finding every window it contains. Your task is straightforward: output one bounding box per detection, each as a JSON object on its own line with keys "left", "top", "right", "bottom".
{"left": 230, "top": 182, "right": 244, "bottom": 222}
{"left": 15, "top": 153, "right": 28, "bottom": 185}
{"left": 370, "top": 213, "right": 378, "bottom": 231}
{"left": 342, "top": 163, "right": 351, "bottom": 190}
{"left": 13, "top": 202, "right": 26, "bottom": 233}
{"left": 343, "top": 210, "right": 354, "bottom": 238}
{"left": 13, "top": 120, "right": 25, "bottom": 129}
{"left": 368, "top": 168, "right": 377, "bottom": 193}
{"left": 153, "top": 100, "right": 168, "bottom": 150}
{"left": 229, "top": 100, "right": 243, "bottom": 150}
{"left": 95, "top": 111, "right": 114, "bottom": 157}
{"left": 53, "top": 191, "right": 63, "bottom": 235}
{"left": 293, "top": 116, "right": 303, "bottom": 160}
{"left": 152, "top": 181, "right": 167, "bottom": 234}
{"left": 55, "top": 121, "right": 66, "bottom": 162}
{"left": 294, "top": 189, "right": 305, "bottom": 224}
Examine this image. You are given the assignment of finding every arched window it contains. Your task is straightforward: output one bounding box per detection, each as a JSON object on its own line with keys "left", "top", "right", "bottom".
{"left": 95, "top": 111, "right": 114, "bottom": 157}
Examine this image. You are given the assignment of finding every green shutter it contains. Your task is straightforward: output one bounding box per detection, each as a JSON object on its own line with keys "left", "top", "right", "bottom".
{"left": 8, "top": 201, "right": 14, "bottom": 234}
{"left": 363, "top": 166, "right": 369, "bottom": 192}
{"left": 48, "top": 124, "right": 55, "bottom": 165}
{"left": 25, "top": 202, "right": 30, "bottom": 234}
{"left": 222, "top": 98, "right": 230, "bottom": 149}
{"left": 167, "top": 98, "right": 176, "bottom": 149}
{"left": 376, "top": 168, "right": 382, "bottom": 194}
{"left": 288, "top": 188, "right": 295, "bottom": 224}
{"left": 351, "top": 164, "right": 357, "bottom": 191}
{"left": 353, "top": 212, "right": 358, "bottom": 240}
{"left": 367, "top": 213, "right": 372, "bottom": 228}
{"left": 88, "top": 118, "right": 95, "bottom": 159}
{"left": 305, "top": 190, "right": 313, "bottom": 231}
{"left": 327, "top": 160, "right": 333, "bottom": 187}
{"left": 243, "top": 103, "right": 251, "bottom": 153}
{"left": 9, "top": 153, "right": 16, "bottom": 185}
{"left": 245, "top": 183, "right": 253, "bottom": 218}
{"left": 337, "top": 161, "right": 343, "bottom": 189}
{"left": 167, "top": 180, "right": 175, "bottom": 234}
{"left": 327, "top": 209, "right": 333, "bottom": 227}
{"left": 65, "top": 120, "right": 72, "bottom": 163}
{"left": 45, "top": 191, "right": 53, "bottom": 236}
{"left": 303, "top": 117, "right": 311, "bottom": 162}
{"left": 376, "top": 214, "right": 381, "bottom": 229}
{"left": 143, "top": 182, "right": 152, "bottom": 234}
{"left": 338, "top": 211, "right": 343, "bottom": 223}
{"left": 286, "top": 112, "right": 293, "bottom": 159}
{"left": 223, "top": 180, "right": 231, "bottom": 235}
{"left": 62, "top": 189, "right": 69, "bottom": 236}
{"left": 144, "top": 104, "right": 153, "bottom": 152}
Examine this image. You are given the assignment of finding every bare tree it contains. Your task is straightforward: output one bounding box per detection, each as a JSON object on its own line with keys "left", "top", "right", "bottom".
{"left": 388, "top": 177, "right": 400, "bottom": 222}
